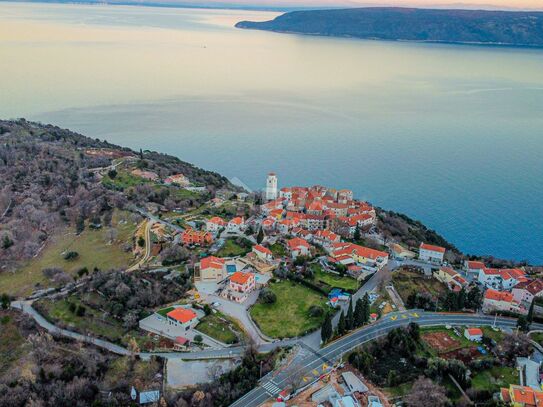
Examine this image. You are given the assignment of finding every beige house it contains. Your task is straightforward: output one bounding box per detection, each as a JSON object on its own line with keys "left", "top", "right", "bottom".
{"left": 194, "top": 256, "right": 227, "bottom": 283}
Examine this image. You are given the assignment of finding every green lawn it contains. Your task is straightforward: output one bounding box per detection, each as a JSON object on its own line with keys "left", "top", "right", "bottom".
{"left": 157, "top": 306, "right": 175, "bottom": 317}
{"left": 196, "top": 312, "right": 243, "bottom": 344}
{"left": 471, "top": 366, "right": 518, "bottom": 392}
{"left": 250, "top": 280, "right": 328, "bottom": 338}
{"left": 102, "top": 169, "right": 153, "bottom": 190}
{"left": 531, "top": 332, "right": 543, "bottom": 346}
{"left": 36, "top": 294, "right": 142, "bottom": 346}
{"left": 4, "top": 210, "right": 137, "bottom": 297}
{"left": 269, "top": 243, "right": 287, "bottom": 257}
{"left": 312, "top": 265, "right": 358, "bottom": 292}
{"left": 392, "top": 270, "right": 447, "bottom": 304}
{"left": 216, "top": 238, "right": 252, "bottom": 258}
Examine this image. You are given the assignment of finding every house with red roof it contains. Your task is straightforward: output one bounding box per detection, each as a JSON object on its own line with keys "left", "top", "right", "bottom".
{"left": 329, "top": 243, "right": 388, "bottom": 270}
{"left": 512, "top": 279, "right": 543, "bottom": 306}
{"left": 206, "top": 216, "right": 226, "bottom": 234}
{"left": 501, "top": 384, "right": 543, "bottom": 406}
{"left": 419, "top": 243, "right": 446, "bottom": 264}
{"left": 478, "top": 267, "right": 527, "bottom": 290}
{"left": 464, "top": 260, "right": 486, "bottom": 279}
{"left": 261, "top": 217, "right": 276, "bottom": 231}
{"left": 194, "top": 256, "right": 226, "bottom": 282}
{"left": 181, "top": 228, "right": 213, "bottom": 246}
{"left": 223, "top": 271, "right": 256, "bottom": 303}
{"left": 287, "top": 237, "right": 311, "bottom": 259}
{"left": 164, "top": 173, "right": 190, "bottom": 187}
{"left": 277, "top": 218, "right": 299, "bottom": 234}
{"left": 166, "top": 307, "right": 199, "bottom": 330}
{"left": 483, "top": 288, "right": 525, "bottom": 315}
{"left": 252, "top": 244, "right": 274, "bottom": 262}
{"left": 434, "top": 266, "right": 468, "bottom": 292}
{"left": 227, "top": 217, "right": 245, "bottom": 233}
{"left": 313, "top": 229, "right": 341, "bottom": 250}
{"left": 464, "top": 328, "right": 483, "bottom": 342}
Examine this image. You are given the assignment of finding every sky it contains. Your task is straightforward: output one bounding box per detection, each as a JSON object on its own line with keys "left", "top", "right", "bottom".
{"left": 131, "top": 0, "right": 543, "bottom": 11}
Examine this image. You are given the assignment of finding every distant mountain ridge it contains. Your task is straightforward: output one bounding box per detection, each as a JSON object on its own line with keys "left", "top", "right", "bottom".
{"left": 236, "top": 7, "right": 543, "bottom": 47}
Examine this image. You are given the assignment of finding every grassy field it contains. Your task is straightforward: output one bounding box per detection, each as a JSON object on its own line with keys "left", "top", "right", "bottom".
{"left": 216, "top": 238, "right": 252, "bottom": 258}
{"left": 102, "top": 356, "right": 162, "bottom": 390}
{"left": 312, "top": 265, "right": 358, "bottom": 292}
{"left": 269, "top": 242, "right": 287, "bottom": 257}
{"left": 196, "top": 312, "right": 243, "bottom": 344}
{"left": 392, "top": 270, "right": 447, "bottom": 304}
{"left": 157, "top": 306, "right": 175, "bottom": 317}
{"left": 102, "top": 169, "right": 153, "bottom": 190}
{"left": 2, "top": 210, "right": 137, "bottom": 297}
{"left": 471, "top": 366, "right": 518, "bottom": 392}
{"left": 250, "top": 280, "right": 328, "bottom": 338}
{"left": 0, "top": 311, "right": 29, "bottom": 375}
{"left": 37, "top": 295, "right": 126, "bottom": 341}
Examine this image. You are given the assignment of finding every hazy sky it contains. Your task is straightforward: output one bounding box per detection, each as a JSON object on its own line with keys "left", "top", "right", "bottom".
{"left": 158, "top": 0, "right": 543, "bottom": 11}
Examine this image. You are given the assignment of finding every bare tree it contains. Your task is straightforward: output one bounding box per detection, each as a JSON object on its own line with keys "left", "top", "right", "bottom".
{"left": 404, "top": 376, "right": 449, "bottom": 407}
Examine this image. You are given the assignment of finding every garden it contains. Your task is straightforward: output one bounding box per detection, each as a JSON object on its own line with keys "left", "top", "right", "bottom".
{"left": 250, "top": 279, "right": 328, "bottom": 338}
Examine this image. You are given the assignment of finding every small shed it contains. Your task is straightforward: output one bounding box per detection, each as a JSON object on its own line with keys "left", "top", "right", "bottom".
{"left": 464, "top": 328, "right": 483, "bottom": 342}
{"left": 341, "top": 371, "right": 368, "bottom": 394}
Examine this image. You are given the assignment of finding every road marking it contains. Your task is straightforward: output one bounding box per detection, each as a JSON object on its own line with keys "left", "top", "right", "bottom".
{"left": 390, "top": 316, "right": 397, "bottom": 321}
{"left": 262, "top": 380, "right": 281, "bottom": 396}
{"left": 401, "top": 314, "right": 408, "bottom": 319}
{"left": 312, "top": 369, "right": 319, "bottom": 376}
{"left": 322, "top": 363, "right": 329, "bottom": 371}
{"left": 410, "top": 312, "right": 419, "bottom": 318}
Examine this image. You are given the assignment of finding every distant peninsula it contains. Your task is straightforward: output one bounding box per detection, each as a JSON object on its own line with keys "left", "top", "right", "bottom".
{"left": 236, "top": 7, "right": 543, "bottom": 47}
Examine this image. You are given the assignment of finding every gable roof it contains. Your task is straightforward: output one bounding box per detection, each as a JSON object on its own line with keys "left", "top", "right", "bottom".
{"left": 466, "top": 328, "right": 483, "bottom": 336}
{"left": 287, "top": 237, "right": 310, "bottom": 250}
{"left": 200, "top": 256, "right": 225, "bottom": 270}
{"left": 485, "top": 288, "right": 514, "bottom": 303}
{"left": 420, "top": 243, "right": 446, "bottom": 253}
{"left": 253, "top": 244, "right": 272, "bottom": 256}
{"left": 230, "top": 271, "right": 254, "bottom": 285}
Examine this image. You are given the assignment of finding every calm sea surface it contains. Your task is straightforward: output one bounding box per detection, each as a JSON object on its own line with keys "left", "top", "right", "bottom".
{"left": 1, "top": 2, "right": 542, "bottom": 263}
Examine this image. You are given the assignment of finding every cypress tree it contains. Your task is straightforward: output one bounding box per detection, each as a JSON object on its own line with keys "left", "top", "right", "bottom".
{"left": 354, "top": 298, "right": 364, "bottom": 327}
{"left": 338, "top": 311, "right": 346, "bottom": 335}
{"left": 346, "top": 298, "right": 354, "bottom": 330}
{"left": 528, "top": 299, "right": 535, "bottom": 323}
{"left": 362, "top": 292, "right": 370, "bottom": 324}
{"left": 321, "top": 313, "right": 333, "bottom": 343}
{"left": 256, "top": 227, "right": 264, "bottom": 244}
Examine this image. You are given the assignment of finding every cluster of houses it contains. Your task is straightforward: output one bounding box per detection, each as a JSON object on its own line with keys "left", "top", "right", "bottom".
{"left": 432, "top": 257, "right": 541, "bottom": 316}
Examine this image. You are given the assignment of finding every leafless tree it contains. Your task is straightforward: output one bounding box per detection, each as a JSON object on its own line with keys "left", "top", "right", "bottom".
{"left": 404, "top": 376, "right": 450, "bottom": 407}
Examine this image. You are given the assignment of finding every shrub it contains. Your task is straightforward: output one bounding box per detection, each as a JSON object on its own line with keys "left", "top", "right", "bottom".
{"left": 63, "top": 251, "right": 79, "bottom": 261}
{"left": 259, "top": 288, "right": 277, "bottom": 304}
{"left": 308, "top": 305, "right": 324, "bottom": 318}
{"left": 76, "top": 305, "right": 86, "bottom": 317}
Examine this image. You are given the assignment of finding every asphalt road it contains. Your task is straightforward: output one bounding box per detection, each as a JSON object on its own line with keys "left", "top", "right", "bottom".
{"left": 230, "top": 311, "right": 543, "bottom": 407}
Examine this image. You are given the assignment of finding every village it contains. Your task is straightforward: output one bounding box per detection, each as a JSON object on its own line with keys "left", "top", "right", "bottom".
{"left": 7, "top": 155, "right": 543, "bottom": 407}
{"left": 121, "top": 171, "right": 543, "bottom": 407}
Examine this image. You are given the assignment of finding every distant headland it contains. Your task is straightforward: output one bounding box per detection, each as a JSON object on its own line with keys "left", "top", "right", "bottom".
{"left": 236, "top": 7, "right": 543, "bottom": 48}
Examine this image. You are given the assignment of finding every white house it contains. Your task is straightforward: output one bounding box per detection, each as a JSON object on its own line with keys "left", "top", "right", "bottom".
{"left": 512, "top": 279, "right": 543, "bottom": 306}
{"left": 287, "top": 237, "right": 311, "bottom": 259}
{"left": 478, "top": 268, "right": 527, "bottom": 290}
{"left": 227, "top": 217, "right": 244, "bottom": 233}
{"left": 464, "top": 328, "right": 483, "bottom": 342}
{"left": 419, "top": 243, "right": 445, "bottom": 263}
{"left": 252, "top": 244, "right": 274, "bottom": 262}
{"left": 206, "top": 216, "right": 226, "bottom": 234}
{"left": 483, "top": 288, "right": 525, "bottom": 315}
{"left": 166, "top": 308, "right": 199, "bottom": 331}
{"left": 464, "top": 260, "right": 486, "bottom": 280}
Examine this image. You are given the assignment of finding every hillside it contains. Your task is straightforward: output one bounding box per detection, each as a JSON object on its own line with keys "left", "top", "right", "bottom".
{"left": 236, "top": 7, "right": 543, "bottom": 47}
{"left": 0, "top": 119, "right": 234, "bottom": 285}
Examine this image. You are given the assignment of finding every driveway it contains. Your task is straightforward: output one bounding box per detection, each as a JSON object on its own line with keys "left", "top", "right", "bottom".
{"left": 204, "top": 294, "right": 272, "bottom": 345}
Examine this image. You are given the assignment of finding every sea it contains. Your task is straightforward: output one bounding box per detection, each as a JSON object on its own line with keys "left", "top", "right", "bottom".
{"left": 1, "top": 2, "right": 542, "bottom": 263}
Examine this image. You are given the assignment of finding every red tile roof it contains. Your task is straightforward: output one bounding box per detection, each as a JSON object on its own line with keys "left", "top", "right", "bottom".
{"left": 485, "top": 288, "right": 514, "bottom": 303}
{"left": 167, "top": 308, "right": 197, "bottom": 324}
{"left": 287, "top": 237, "right": 310, "bottom": 250}
{"left": 420, "top": 243, "right": 446, "bottom": 253}
{"left": 467, "top": 260, "right": 486, "bottom": 270}
{"left": 253, "top": 244, "right": 272, "bottom": 256}
{"left": 200, "top": 256, "right": 225, "bottom": 270}
{"left": 466, "top": 328, "right": 483, "bottom": 336}
{"left": 230, "top": 271, "right": 254, "bottom": 285}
